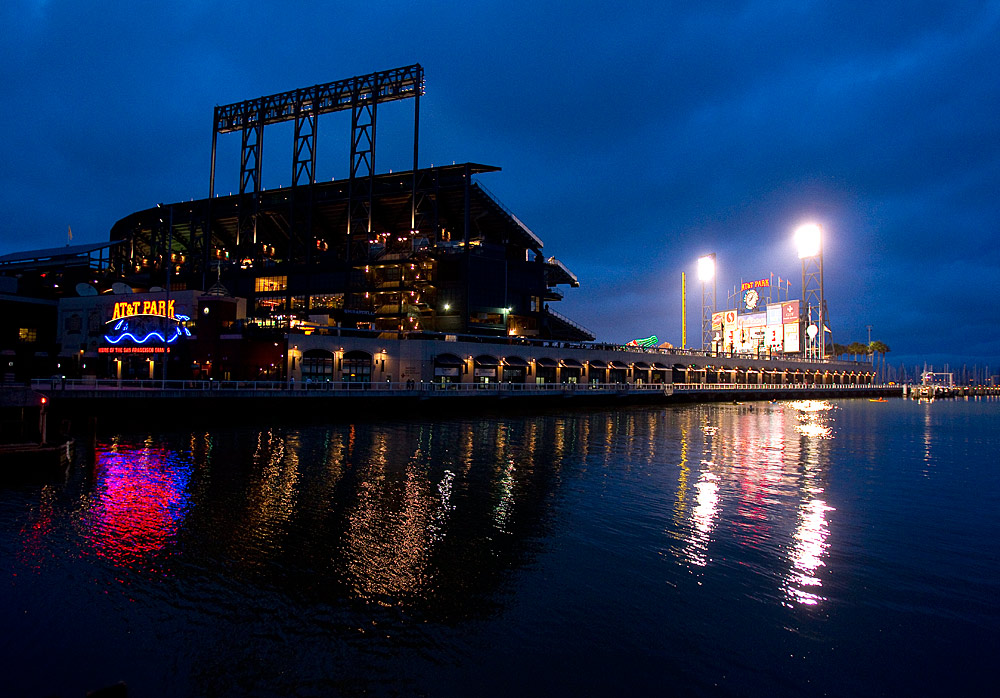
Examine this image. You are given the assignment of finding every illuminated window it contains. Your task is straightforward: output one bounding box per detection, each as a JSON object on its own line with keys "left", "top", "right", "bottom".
{"left": 309, "top": 293, "right": 344, "bottom": 311}
{"left": 301, "top": 350, "right": 335, "bottom": 381}
{"left": 255, "top": 296, "right": 286, "bottom": 312}
{"left": 255, "top": 276, "right": 287, "bottom": 293}
{"left": 18, "top": 327, "right": 37, "bottom": 343}
{"left": 342, "top": 351, "right": 372, "bottom": 383}
{"left": 290, "top": 295, "right": 307, "bottom": 311}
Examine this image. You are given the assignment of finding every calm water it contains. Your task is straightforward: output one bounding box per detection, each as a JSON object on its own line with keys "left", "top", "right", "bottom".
{"left": 2, "top": 397, "right": 999, "bottom": 697}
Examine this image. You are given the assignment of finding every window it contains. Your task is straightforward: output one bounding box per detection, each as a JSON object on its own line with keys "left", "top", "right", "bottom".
{"left": 255, "top": 296, "right": 286, "bottom": 312}
{"left": 301, "top": 350, "right": 335, "bottom": 382}
{"left": 342, "top": 351, "right": 372, "bottom": 383}
{"left": 64, "top": 314, "right": 83, "bottom": 335}
{"left": 255, "top": 276, "right": 287, "bottom": 293}
{"left": 309, "top": 293, "right": 344, "bottom": 311}
{"left": 18, "top": 327, "right": 37, "bottom": 343}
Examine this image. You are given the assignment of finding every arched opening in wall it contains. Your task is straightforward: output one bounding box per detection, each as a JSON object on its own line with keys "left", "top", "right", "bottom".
{"left": 501, "top": 356, "right": 529, "bottom": 383}
{"left": 633, "top": 361, "right": 650, "bottom": 385}
{"left": 301, "top": 349, "right": 335, "bottom": 383}
{"left": 434, "top": 353, "right": 464, "bottom": 384}
{"left": 474, "top": 355, "right": 499, "bottom": 384}
{"left": 560, "top": 358, "right": 583, "bottom": 384}
{"left": 342, "top": 350, "right": 373, "bottom": 383}
{"left": 609, "top": 361, "right": 629, "bottom": 384}
{"left": 535, "top": 357, "right": 557, "bottom": 384}
{"left": 670, "top": 364, "right": 686, "bottom": 384}
{"left": 588, "top": 360, "right": 608, "bottom": 385}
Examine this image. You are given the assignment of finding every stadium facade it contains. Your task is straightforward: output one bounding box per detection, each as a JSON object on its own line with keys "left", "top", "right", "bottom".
{"left": 0, "top": 64, "right": 870, "bottom": 386}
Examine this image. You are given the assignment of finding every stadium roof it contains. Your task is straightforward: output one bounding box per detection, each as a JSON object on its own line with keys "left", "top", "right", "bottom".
{"left": 0, "top": 241, "right": 122, "bottom": 270}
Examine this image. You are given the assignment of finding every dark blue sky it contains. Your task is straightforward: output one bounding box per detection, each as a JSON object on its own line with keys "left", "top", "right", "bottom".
{"left": 2, "top": 1, "right": 998, "bottom": 369}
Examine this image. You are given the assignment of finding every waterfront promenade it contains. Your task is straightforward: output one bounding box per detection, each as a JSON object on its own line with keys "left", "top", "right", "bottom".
{"left": 28, "top": 377, "right": 903, "bottom": 424}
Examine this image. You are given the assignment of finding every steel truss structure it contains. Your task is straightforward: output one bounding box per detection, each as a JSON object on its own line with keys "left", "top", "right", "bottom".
{"left": 801, "top": 252, "right": 825, "bottom": 359}
{"left": 701, "top": 254, "right": 716, "bottom": 351}
{"left": 208, "top": 65, "right": 424, "bottom": 272}
{"left": 106, "top": 65, "right": 591, "bottom": 341}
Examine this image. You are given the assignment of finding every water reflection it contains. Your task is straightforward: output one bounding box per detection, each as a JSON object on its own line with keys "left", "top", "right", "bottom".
{"left": 79, "top": 439, "right": 192, "bottom": 570}
{"left": 785, "top": 402, "right": 835, "bottom": 606}
{"left": 675, "top": 400, "right": 837, "bottom": 606}
{"left": 20, "top": 404, "right": 842, "bottom": 620}
{"left": 686, "top": 466, "right": 719, "bottom": 567}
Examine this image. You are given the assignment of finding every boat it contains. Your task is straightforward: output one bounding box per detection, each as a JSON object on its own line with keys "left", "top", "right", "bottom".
{"left": 869, "top": 398, "right": 888, "bottom": 402}
{"left": 0, "top": 439, "right": 74, "bottom": 482}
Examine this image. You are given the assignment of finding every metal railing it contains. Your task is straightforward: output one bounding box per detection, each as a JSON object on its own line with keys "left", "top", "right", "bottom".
{"left": 672, "top": 382, "right": 883, "bottom": 390}
{"left": 30, "top": 378, "right": 886, "bottom": 395}
{"left": 277, "top": 325, "right": 865, "bottom": 366}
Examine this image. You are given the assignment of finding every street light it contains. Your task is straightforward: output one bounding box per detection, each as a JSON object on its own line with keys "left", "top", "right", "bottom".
{"left": 698, "top": 253, "right": 716, "bottom": 351}
{"left": 795, "top": 223, "right": 825, "bottom": 360}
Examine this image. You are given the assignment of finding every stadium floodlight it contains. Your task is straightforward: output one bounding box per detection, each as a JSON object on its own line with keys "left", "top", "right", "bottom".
{"left": 796, "top": 223, "right": 825, "bottom": 359}
{"left": 697, "top": 254, "right": 716, "bottom": 282}
{"left": 795, "top": 223, "right": 822, "bottom": 259}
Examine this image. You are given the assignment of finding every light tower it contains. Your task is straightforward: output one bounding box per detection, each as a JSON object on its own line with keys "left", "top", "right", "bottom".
{"left": 698, "top": 254, "right": 716, "bottom": 351}
{"left": 795, "top": 224, "right": 825, "bottom": 360}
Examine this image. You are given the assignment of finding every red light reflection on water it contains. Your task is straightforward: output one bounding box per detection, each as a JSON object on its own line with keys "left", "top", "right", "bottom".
{"left": 82, "top": 442, "right": 192, "bottom": 568}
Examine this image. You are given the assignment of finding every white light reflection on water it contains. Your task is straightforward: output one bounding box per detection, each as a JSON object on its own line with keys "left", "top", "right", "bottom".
{"left": 784, "top": 496, "right": 834, "bottom": 606}
{"left": 922, "top": 401, "right": 934, "bottom": 476}
{"left": 685, "top": 465, "right": 719, "bottom": 567}
{"left": 783, "top": 399, "right": 835, "bottom": 606}
{"left": 677, "top": 401, "right": 837, "bottom": 606}
{"left": 792, "top": 400, "right": 834, "bottom": 438}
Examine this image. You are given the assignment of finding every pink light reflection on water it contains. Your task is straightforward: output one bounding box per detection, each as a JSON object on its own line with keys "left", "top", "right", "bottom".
{"left": 80, "top": 442, "right": 193, "bottom": 571}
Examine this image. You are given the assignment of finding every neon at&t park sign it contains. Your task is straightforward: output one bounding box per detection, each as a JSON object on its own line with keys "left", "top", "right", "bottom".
{"left": 103, "top": 298, "right": 191, "bottom": 348}
{"left": 740, "top": 278, "right": 770, "bottom": 292}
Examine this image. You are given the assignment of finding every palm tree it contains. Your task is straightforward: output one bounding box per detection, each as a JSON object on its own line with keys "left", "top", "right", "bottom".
{"left": 830, "top": 342, "right": 849, "bottom": 359}
{"left": 847, "top": 342, "right": 868, "bottom": 362}
{"left": 870, "top": 341, "right": 890, "bottom": 382}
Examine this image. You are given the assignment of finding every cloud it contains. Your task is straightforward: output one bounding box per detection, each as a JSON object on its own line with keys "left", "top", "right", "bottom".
{"left": 1, "top": 0, "right": 998, "bottom": 366}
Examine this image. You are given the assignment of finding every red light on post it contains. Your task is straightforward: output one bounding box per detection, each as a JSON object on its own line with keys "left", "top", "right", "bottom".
{"left": 40, "top": 396, "right": 47, "bottom": 405}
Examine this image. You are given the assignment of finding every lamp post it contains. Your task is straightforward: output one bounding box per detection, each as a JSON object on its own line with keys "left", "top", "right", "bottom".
{"left": 698, "top": 254, "right": 716, "bottom": 351}
{"left": 795, "top": 223, "right": 824, "bottom": 360}
{"left": 158, "top": 202, "right": 173, "bottom": 385}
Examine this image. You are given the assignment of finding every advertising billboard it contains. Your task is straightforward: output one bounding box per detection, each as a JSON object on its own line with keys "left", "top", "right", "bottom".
{"left": 766, "top": 303, "right": 783, "bottom": 326}
{"left": 767, "top": 324, "right": 783, "bottom": 351}
{"left": 782, "top": 300, "right": 800, "bottom": 324}
{"left": 733, "top": 323, "right": 767, "bottom": 353}
{"left": 783, "top": 322, "right": 800, "bottom": 353}
{"left": 712, "top": 311, "right": 726, "bottom": 331}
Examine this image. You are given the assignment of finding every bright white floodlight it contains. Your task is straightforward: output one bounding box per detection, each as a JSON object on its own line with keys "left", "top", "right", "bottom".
{"left": 697, "top": 255, "right": 716, "bottom": 281}
{"left": 795, "top": 223, "right": 822, "bottom": 259}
